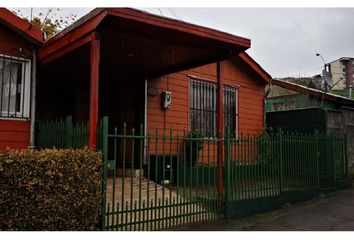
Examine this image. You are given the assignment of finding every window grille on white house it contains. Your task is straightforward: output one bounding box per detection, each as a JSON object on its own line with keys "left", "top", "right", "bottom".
{"left": 0, "top": 55, "right": 31, "bottom": 119}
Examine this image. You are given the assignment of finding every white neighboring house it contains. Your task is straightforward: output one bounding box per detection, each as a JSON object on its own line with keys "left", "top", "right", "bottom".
{"left": 328, "top": 57, "right": 354, "bottom": 90}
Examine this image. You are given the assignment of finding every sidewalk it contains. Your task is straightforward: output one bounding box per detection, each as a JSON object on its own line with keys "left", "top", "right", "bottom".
{"left": 174, "top": 184, "right": 354, "bottom": 231}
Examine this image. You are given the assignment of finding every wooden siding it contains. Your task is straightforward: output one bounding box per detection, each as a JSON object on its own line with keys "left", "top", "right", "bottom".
{"left": 147, "top": 58, "right": 266, "bottom": 155}
{"left": 0, "top": 23, "right": 33, "bottom": 58}
{"left": 0, "top": 18, "right": 33, "bottom": 151}
{"left": 147, "top": 59, "right": 265, "bottom": 135}
{"left": 0, "top": 119, "right": 30, "bottom": 151}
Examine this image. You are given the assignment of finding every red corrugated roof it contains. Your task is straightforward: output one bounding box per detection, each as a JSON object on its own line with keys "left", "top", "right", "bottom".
{"left": 272, "top": 79, "right": 354, "bottom": 104}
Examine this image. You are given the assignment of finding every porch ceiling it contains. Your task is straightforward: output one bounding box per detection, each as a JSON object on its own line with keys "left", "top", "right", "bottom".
{"left": 38, "top": 8, "right": 251, "bottom": 77}
{"left": 100, "top": 20, "right": 233, "bottom": 78}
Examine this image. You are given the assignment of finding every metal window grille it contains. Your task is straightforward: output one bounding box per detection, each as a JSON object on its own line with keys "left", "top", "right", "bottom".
{"left": 224, "top": 85, "right": 238, "bottom": 138}
{"left": 0, "top": 54, "right": 29, "bottom": 118}
{"left": 190, "top": 78, "right": 238, "bottom": 138}
{"left": 190, "top": 78, "right": 216, "bottom": 137}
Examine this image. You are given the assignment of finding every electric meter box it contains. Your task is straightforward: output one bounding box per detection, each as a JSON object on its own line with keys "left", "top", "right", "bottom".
{"left": 161, "top": 91, "right": 172, "bottom": 110}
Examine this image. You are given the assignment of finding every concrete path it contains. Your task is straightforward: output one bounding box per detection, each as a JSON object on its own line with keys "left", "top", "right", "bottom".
{"left": 174, "top": 183, "right": 354, "bottom": 231}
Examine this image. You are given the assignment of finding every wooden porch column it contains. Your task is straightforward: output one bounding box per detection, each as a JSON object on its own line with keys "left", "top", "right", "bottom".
{"left": 89, "top": 32, "right": 100, "bottom": 149}
{"left": 216, "top": 61, "right": 224, "bottom": 196}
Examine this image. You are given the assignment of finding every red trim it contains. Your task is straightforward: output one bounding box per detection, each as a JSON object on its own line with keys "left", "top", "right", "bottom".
{"left": 107, "top": 8, "right": 250, "bottom": 48}
{"left": 238, "top": 52, "right": 272, "bottom": 84}
{"left": 0, "top": 8, "right": 44, "bottom": 44}
{"left": 39, "top": 33, "right": 92, "bottom": 65}
{"left": 224, "top": 82, "right": 240, "bottom": 89}
{"left": 88, "top": 32, "right": 100, "bottom": 149}
{"left": 38, "top": 10, "right": 107, "bottom": 60}
{"left": 39, "top": 8, "right": 251, "bottom": 63}
{"left": 187, "top": 76, "right": 191, "bottom": 132}
{"left": 216, "top": 61, "right": 224, "bottom": 196}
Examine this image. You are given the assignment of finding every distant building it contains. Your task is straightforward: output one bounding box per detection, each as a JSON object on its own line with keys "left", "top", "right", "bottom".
{"left": 328, "top": 57, "right": 354, "bottom": 90}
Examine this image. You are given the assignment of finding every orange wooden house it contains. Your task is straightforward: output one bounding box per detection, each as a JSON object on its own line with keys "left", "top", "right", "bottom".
{"left": 1, "top": 8, "right": 271, "bottom": 156}
{"left": 0, "top": 8, "right": 44, "bottom": 151}
{"left": 36, "top": 8, "right": 271, "bottom": 146}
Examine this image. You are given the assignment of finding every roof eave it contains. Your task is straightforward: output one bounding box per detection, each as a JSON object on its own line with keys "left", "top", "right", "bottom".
{"left": 237, "top": 52, "right": 272, "bottom": 84}
{"left": 0, "top": 8, "right": 44, "bottom": 45}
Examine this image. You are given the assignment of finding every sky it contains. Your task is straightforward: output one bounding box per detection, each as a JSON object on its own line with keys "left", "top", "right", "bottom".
{"left": 10, "top": 7, "right": 354, "bottom": 78}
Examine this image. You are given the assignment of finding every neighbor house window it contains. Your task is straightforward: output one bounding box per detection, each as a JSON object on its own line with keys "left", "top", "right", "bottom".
{"left": 189, "top": 77, "right": 238, "bottom": 138}
{"left": 0, "top": 55, "right": 31, "bottom": 118}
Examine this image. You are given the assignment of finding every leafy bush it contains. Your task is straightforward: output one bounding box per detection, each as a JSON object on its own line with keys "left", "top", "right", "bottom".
{"left": 0, "top": 148, "right": 102, "bottom": 230}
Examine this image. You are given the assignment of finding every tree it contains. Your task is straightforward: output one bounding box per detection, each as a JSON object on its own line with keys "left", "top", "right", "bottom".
{"left": 14, "top": 8, "right": 77, "bottom": 39}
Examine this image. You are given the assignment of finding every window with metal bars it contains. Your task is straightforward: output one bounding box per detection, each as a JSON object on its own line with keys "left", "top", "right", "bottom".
{"left": 190, "top": 78, "right": 216, "bottom": 137}
{"left": 0, "top": 55, "right": 31, "bottom": 119}
{"left": 190, "top": 78, "right": 238, "bottom": 138}
{"left": 224, "top": 85, "right": 238, "bottom": 138}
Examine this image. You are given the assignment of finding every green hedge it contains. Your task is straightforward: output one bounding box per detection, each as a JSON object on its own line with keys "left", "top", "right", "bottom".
{"left": 0, "top": 148, "right": 102, "bottom": 230}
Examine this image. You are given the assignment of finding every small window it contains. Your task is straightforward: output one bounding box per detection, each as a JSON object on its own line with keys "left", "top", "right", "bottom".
{"left": 190, "top": 78, "right": 217, "bottom": 137}
{"left": 189, "top": 78, "right": 238, "bottom": 138}
{"left": 0, "top": 55, "right": 31, "bottom": 118}
{"left": 224, "top": 85, "right": 238, "bottom": 138}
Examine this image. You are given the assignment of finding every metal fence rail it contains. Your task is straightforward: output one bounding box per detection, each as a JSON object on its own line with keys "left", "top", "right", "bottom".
{"left": 36, "top": 116, "right": 89, "bottom": 149}
{"left": 224, "top": 129, "right": 348, "bottom": 203}
{"left": 35, "top": 116, "right": 349, "bottom": 230}
{"left": 101, "top": 120, "right": 223, "bottom": 231}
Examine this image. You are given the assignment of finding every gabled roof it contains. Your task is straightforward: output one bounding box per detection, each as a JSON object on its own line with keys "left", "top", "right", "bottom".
{"left": 0, "top": 8, "right": 44, "bottom": 45}
{"left": 238, "top": 52, "right": 272, "bottom": 83}
{"left": 39, "top": 8, "right": 251, "bottom": 60}
{"left": 271, "top": 79, "right": 354, "bottom": 105}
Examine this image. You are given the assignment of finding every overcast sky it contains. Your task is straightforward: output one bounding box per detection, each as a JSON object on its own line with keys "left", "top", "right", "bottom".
{"left": 11, "top": 7, "right": 354, "bottom": 78}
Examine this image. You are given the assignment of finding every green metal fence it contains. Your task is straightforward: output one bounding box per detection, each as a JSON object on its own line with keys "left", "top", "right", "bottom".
{"left": 224, "top": 128, "right": 349, "bottom": 218}
{"left": 101, "top": 119, "right": 223, "bottom": 231}
{"left": 36, "top": 116, "right": 89, "bottom": 149}
{"left": 100, "top": 117, "right": 349, "bottom": 230}
{"left": 36, "top": 116, "right": 349, "bottom": 230}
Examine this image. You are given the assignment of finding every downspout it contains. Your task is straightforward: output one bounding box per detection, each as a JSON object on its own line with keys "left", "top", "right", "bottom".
{"left": 29, "top": 48, "right": 37, "bottom": 148}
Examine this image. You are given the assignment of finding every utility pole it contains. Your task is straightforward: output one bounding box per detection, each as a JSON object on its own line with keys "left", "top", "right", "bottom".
{"left": 316, "top": 53, "right": 328, "bottom": 92}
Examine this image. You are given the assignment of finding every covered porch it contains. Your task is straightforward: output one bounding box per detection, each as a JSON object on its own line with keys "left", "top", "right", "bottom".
{"left": 37, "top": 8, "right": 250, "bottom": 149}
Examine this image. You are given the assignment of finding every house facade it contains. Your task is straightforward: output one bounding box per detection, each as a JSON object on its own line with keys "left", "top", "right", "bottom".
{"left": 36, "top": 8, "right": 271, "bottom": 150}
{"left": 0, "top": 8, "right": 44, "bottom": 151}
{"left": 147, "top": 55, "right": 269, "bottom": 137}
{"left": 0, "top": 8, "right": 271, "bottom": 153}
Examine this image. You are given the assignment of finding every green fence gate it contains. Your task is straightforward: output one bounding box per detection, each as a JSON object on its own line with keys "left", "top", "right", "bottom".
{"left": 100, "top": 117, "right": 223, "bottom": 231}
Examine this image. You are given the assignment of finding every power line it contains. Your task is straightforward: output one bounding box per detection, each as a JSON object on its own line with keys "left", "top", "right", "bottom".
{"left": 157, "top": 8, "right": 164, "bottom": 16}
{"left": 168, "top": 8, "right": 181, "bottom": 20}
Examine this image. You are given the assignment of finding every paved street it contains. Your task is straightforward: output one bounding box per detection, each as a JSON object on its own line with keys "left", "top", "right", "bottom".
{"left": 174, "top": 183, "right": 354, "bottom": 231}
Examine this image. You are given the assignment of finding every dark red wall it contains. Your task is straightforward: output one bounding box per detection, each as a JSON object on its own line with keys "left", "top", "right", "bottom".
{"left": 0, "top": 119, "right": 30, "bottom": 150}
{"left": 0, "top": 23, "right": 33, "bottom": 58}
{"left": 0, "top": 22, "right": 33, "bottom": 151}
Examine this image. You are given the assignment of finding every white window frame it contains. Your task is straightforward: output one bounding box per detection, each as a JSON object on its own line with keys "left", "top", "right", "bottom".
{"left": 0, "top": 54, "right": 31, "bottom": 119}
